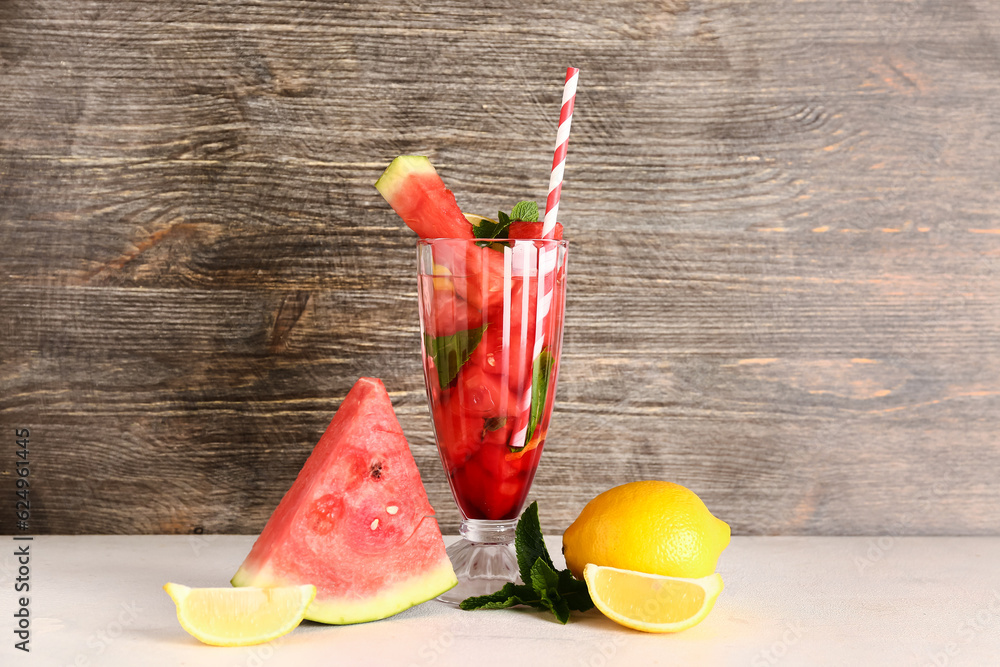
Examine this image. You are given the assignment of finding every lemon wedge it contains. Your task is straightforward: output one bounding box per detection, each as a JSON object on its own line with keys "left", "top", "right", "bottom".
{"left": 583, "top": 564, "right": 723, "bottom": 633}
{"left": 164, "top": 583, "right": 315, "bottom": 646}
{"left": 463, "top": 212, "right": 497, "bottom": 227}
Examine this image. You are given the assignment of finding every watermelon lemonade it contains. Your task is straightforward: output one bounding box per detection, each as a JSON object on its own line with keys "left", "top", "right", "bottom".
{"left": 374, "top": 151, "right": 573, "bottom": 603}
{"left": 417, "top": 237, "right": 568, "bottom": 523}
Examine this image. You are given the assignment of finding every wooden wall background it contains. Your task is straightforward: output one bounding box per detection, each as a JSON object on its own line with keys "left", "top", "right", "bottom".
{"left": 1, "top": 0, "right": 998, "bottom": 536}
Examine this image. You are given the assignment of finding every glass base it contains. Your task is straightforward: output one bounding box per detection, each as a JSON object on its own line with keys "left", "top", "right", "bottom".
{"left": 437, "top": 519, "right": 521, "bottom": 605}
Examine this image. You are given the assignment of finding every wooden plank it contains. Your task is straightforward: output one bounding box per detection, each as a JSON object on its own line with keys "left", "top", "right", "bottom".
{"left": 2, "top": 0, "right": 999, "bottom": 535}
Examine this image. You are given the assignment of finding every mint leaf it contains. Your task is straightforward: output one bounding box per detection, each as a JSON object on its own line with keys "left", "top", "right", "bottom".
{"left": 472, "top": 216, "right": 511, "bottom": 247}
{"left": 516, "top": 501, "right": 555, "bottom": 585}
{"left": 529, "top": 558, "right": 572, "bottom": 624}
{"left": 459, "top": 582, "right": 538, "bottom": 611}
{"left": 522, "top": 348, "right": 555, "bottom": 447}
{"left": 541, "top": 592, "right": 572, "bottom": 624}
{"left": 511, "top": 201, "right": 539, "bottom": 222}
{"left": 484, "top": 416, "right": 506, "bottom": 432}
{"left": 423, "top": 324, "right": 487, "bottom": 389}
{"left": 529, "top": 557, "right": 560, "bottom": 593}
{"left": 471, "top": 213, "right": 512, "bottom": 250}
{"left": 558, "top": 568, "right": 594, "bottom": 612}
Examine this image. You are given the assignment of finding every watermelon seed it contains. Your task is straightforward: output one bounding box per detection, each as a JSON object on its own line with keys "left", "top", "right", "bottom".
{"left": 370, "top": 462, "right": 383, "bottom": 480}
{"left": 386, "top": 506, "right": 399, "bottom": 515}
{"left": 371, "top": 518, "right": 379, "bottom": 530}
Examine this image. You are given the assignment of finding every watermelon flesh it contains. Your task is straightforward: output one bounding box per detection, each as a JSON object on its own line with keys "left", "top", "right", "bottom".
{"left": 232, "top": 378, "right": 457, "bottom": 624}
{"left": 508, "top": 220, "right": 564, "bottom": 240}
{"left": 374, "top": 156, "right": 473, "bottom": 239}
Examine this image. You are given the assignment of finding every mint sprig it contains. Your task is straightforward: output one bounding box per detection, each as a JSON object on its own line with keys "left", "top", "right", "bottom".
{"left": 423, "top": 324, "right": 487, "bottom": 388}
{"left": 472, "top": 201, "right": 541, "bottom": 248}
{"left": 459, "top": 502, "right": 593, "bottom": 624}
{"left": 472, "top": 212, "right": 511, "bottom": 246}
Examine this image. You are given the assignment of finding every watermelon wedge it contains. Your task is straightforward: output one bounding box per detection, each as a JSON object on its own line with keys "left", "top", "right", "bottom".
{"left": 232, "top": 378, "right": 457, "bottom": 624}
{"left": 374, "top": 156, "right": 473, "bottom": 239}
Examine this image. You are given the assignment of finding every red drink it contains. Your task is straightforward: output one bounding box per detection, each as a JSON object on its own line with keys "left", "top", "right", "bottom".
{"left": 417, "top": 238, "right": 569, "bottom": 521}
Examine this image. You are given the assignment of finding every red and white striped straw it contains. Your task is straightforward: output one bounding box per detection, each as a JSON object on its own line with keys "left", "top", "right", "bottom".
{"left": 542, "top": 67, "right": 579, "bottom": 238}
{"left": 509, "top": 67, "right": 578, "bottom": 453}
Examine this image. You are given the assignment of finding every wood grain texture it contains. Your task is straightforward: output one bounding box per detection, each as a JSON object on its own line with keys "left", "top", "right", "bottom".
{"left": 1, "top": 0, "right": 999, "bottom": 535}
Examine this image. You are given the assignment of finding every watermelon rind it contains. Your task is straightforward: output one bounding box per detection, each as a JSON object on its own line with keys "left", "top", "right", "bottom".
{"left": 232, "top": 552, "right": 457, "bottom": 625}
{"left": 374, "top": 155, "right": 432, "bottom": 201}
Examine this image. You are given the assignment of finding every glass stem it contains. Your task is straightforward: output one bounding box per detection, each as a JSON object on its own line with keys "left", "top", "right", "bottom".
{"left": 460, "top": 518, "right": 518, "bottom": 545}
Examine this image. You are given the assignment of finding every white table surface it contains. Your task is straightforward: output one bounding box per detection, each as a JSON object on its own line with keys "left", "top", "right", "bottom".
{"left": 2, "top": 535, "right": 998, "bottom": 666}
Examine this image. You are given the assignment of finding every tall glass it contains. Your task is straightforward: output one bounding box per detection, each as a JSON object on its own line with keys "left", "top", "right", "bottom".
{"left": 417, "top": 237, "right": 568, "bottom": 603}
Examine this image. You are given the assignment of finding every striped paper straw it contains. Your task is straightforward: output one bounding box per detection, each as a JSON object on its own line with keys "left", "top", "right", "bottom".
{"left": 509, "top": 67, "right": 578, "bottom": 452}
{"left": 542, "top": 66, "right": 579, "bottom": 238}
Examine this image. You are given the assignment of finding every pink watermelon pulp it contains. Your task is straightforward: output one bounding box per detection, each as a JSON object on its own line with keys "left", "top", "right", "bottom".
{"left": 374, "top": 155, "right": 473, "bottom": 239}
{"left": 231, "top": 377, "right": 457, "bottom": 624}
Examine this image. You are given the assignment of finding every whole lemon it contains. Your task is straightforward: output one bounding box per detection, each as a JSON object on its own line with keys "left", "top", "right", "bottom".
{"left": 562, "top": 480, "right": 730, "bottom": 580}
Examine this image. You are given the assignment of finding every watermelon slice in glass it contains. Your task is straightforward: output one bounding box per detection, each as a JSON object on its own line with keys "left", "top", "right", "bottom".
{"left": 374, "top": 155, "right": 472, "bottom": 240}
